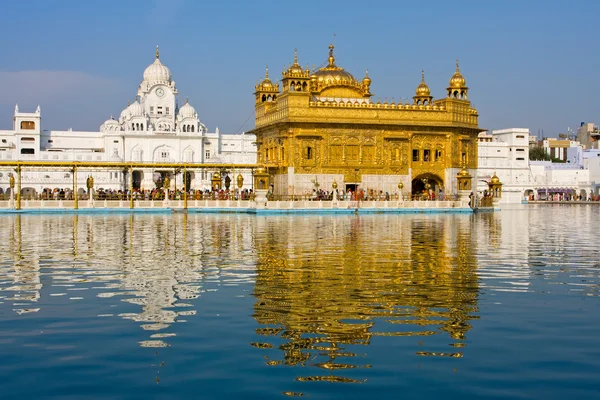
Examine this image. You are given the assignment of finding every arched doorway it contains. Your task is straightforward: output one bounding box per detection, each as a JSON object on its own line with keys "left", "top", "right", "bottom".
{"left": 523, "top": 189, "right": 535, "bottom": 201}
{"left": 412, "top": 174, "right": 444, "bottom": 200}
{"left": 132, "top": 170, "right": 143, "bottom": 190}
{"left": 21, "top": 187, "right": 36, "bottom": 200}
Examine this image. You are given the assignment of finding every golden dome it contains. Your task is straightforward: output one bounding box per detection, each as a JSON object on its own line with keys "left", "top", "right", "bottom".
{"left": 287, "top": 48, "right": 304, "bottom": 75}
{"left": 458, "top": 166, "right": 471, "bottom": 177}
{"left": 256, "top": 166, "right": 266, "bottom": 174}
{"left": 313, "top": 44, "right": 358, "bottom": 85}
{"left": 212, "top": 172, "right": 221, "bottom": 180}
{"left": 260, "top": 66, "right": 274, "bottom": 88}
{"left": 362, "top": 69, "right": 371, "bottom": 86}
{"left": 415, "top": 70, "right": 431, "bottom": 97}
{"left": 491, "top": 171, "right": 500, "bottom": 184}
{"left": 449, "top": 59, "right": 467, "bottom": 88}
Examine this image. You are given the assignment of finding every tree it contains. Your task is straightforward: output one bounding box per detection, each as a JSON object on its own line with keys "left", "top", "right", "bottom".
{"left": 529, "top": 146, "right": 551, "bottom": 161}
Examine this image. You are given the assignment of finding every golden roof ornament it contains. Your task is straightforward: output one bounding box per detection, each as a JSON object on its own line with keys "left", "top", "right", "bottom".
{"left": 458, "top": 162, "right": 471, "bottom": 177}
{"left": 362, "top": 69, "right": 371, "bottom": 86}
{"left": 415, "top": 70, "right": 431, "bottom": 97}
{"left": 449, "top": 58, "right": 467, "bottom": 88}
{"left": 287, "top": 48, "right": 303, "bottom": 75}
{"left": 328, "top": 44, "right": 335, "bottom": 66}
{"left": 491, "top": 171, "right": 500, "bottom": 184}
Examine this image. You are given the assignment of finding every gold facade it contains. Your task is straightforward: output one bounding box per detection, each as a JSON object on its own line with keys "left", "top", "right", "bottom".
{"left": 250, "top": 46, "right": 480, "bottom": 195}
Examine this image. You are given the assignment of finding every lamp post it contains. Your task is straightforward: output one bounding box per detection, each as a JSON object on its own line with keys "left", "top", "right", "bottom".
{"left": 332, "top": 180, "right": 338, "bottom": 201}
{"left": 86, "top": 175, "right": 94, "bottom": 207}
{"left": 72, "top": 167, "right": 78, "bottom": 210}
{"left": 397, "top": 181, "right": 404, "bottom": 200}
{"left": 237, "top": 173, "right": 244, "bottom": 201}
{"left": 9, "top": 173, "right": 15, "bottom": 209}
{"left": 15, "top": 166, "right": 21, "bottom": 210}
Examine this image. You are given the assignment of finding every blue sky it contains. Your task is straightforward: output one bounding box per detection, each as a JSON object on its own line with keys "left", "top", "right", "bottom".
{"left": 0, "top": 0, "right": 597, "bottom": 137}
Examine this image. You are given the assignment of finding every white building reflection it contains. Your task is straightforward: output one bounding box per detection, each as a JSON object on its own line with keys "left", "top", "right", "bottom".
{"left": 0, "top": 213, "right": 257, "bottom": 346}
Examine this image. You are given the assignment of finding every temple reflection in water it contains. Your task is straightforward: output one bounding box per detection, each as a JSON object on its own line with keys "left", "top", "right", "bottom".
{"left": 251, "top": 214, "right": 480, "bottom": 382}
{"left": 1, "top": 212, "right": 481, "bottom": 370}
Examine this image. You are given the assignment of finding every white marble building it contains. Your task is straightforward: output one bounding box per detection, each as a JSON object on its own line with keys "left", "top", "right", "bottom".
{"left": 477, "top": 128, "right": 593, "bottom": 203}
{"left": 0, "top": 47, "right": 256, "bottom": 196}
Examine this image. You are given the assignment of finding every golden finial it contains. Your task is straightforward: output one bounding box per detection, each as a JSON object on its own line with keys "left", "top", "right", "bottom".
{"left": 366, "top": 69, "right": 369, "bottom": 77}
{"left": 294, "top": 48, "right": 298, "bottom": 64}
{"left": 156, "top": 45, "right": 160, "bottom": 59}
{"left": 328, "top": 44, "right": 335, "bottom": 66}
{"left": 265, "top": 65, "right": 269, "bottom": 78}
{"left": 421, "top": 69, "right": 425, "bottom": 82}
{"left": 456, "top": 58, "right": 460, "bottom": 72}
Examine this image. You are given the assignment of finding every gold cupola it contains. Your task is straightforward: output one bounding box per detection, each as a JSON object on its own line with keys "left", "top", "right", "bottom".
{"left": 490, "top": 171, "right": 500, "bottom": 184}
{"left": 285, "top": 48, "right": 304, "bottom": 75}
{"left": 447, "top": 59, "right": 469, "bottom": 99}
{"left": 362, "top": 69, "right": 372, "bottom": 96}
{"left": 310, "top": 44, "right": 371, "bottom": 99}
{"left": 254, "top": 66, "right": 279, "bottom": 103}
{"left": 282, "top": 49, "right": 310, "bottom": 93}
{"left": 413, "top": 70, "right": 433, "bottom": 105}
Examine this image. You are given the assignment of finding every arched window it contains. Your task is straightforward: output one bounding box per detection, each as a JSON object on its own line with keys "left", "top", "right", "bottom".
{"left": 183, "top": 125, "right": 187, "bottom": 133}
{"left": 307, "top": 146, "right": 312, "bottom": 160}
{"left": 191, "top": 125, "right": 195, "bottom": 133}
{"left": 262, "top": 94, "right": 266, "bottom": 102}
{"left": 131, "top": 123, "right": 135, "bottom": 130}
{"left": 141, "top": 123, "right": 144, "bottom": 131}
{"left": 290, "top": 83, "right": 295, "bottom": 92}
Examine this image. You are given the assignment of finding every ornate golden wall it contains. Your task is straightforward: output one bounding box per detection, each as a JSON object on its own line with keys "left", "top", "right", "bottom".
{"left": 251, "top": 47, "right": 480, "bottom": 195}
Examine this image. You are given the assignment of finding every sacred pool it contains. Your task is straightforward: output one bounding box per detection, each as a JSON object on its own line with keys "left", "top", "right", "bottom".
{"left": 0, "top": 206, "right": 598, "bottom": 399}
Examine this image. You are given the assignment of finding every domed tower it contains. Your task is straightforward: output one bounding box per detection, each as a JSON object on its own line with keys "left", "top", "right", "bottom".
{"left": 281, "top": 49, "right": 311, "bottom": 93}
{"left": 310, "top": 44, "right": 371, "bottom": 100}
{"left": 447, "top": 59, "right": 469, "bottom": 99}
{"left": 413, "top": 70, "right": 433, "bottom": 105}
{"left": 361, "top": 69, "right": 372, "bottom": 97}
{"left": 254, "top": 66, "right": 279, "bottom": 104}
{"left": 137, "top": 46, "right": 178, "bottom": 132}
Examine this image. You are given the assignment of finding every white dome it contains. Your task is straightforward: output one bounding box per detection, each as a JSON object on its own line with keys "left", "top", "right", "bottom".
{"left": 101, "top": 117, "right": 120, "bottom": 132}
{"left": 179, "top": 101, "right": 196, "bottom": 118}
{"left": 119, "top": 106, "right": 130, "bottom": 120}
{"left": 143, "top": 58, "right": 171, "bottom": 84}
{"left": 129, "top": 100, "right": 144, "bottom": 117}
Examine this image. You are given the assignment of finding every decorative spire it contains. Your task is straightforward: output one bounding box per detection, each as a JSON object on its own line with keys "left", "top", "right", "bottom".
{"left": 127, "top": 100, "right": 130, "bottom": 106}
{"left": 366, "top": 69, "right": 369, "bottom": 77}
{"left": 156, "top": 45, "right": 160, "bottom": 59}
{"left": 421, "top": 69, "right": 425, "bottom": 82}
{"left": 328, "top": 44, "right": 335, "bottom": 66}
{"left": 265, "top": 65, "right": 269, "bottom": 79}
{"left": 185, "top": 97, "right": 189, "bottom": 104}
{"left": 294, "top": 48, "right": 298, "bottom": 64}
{"left": 456, "top": 58, "right": 460, "bottom": 72}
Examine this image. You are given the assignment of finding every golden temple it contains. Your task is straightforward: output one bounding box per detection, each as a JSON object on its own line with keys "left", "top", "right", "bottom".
{"left": 250, "top": 45, "right": 480, "bottom": 197}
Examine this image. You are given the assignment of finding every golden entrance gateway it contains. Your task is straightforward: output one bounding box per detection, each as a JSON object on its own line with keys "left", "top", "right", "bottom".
{"left": 250, "top": 45, "right": 481, "bottom": 198}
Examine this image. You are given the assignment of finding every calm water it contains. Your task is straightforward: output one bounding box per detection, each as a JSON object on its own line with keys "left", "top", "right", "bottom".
{"left": 0, "top": 206, "right": 599, "bottom": 399}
